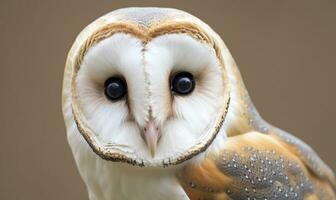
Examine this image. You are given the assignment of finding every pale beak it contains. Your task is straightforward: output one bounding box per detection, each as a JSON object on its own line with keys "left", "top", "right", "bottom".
{"left": 143, "top": 120, "right": 160, "bottom": 157}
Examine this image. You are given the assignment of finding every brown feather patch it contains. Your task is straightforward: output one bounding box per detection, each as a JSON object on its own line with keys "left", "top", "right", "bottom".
{"left": 178, "top": 132, "right": 335, "bottom": 200}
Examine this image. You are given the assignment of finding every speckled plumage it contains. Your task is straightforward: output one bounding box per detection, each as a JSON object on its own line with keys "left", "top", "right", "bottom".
{"left": 62, "top": 7, "right": 335, "bottom": 200}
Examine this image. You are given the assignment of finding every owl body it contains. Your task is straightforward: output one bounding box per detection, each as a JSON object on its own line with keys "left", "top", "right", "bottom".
{"left": 63, "top": 7, "right": 335, "bottom": 200}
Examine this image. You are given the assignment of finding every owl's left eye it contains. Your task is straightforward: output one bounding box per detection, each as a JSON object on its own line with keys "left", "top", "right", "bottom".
{"left": 171, "top": 72, "right": 195, "bottom": 95}
{"left": 104, "top": 77, "right": 127, "bottom": 101}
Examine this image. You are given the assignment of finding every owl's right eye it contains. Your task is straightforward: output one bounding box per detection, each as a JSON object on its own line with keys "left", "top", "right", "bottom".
{"left": 104, "top": 77, "right": 127, "bottom": 101}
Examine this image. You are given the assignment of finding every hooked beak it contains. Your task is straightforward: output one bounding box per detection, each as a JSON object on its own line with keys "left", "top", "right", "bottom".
{"left": 143, "top": 120, "right": 160, "bottom": 157}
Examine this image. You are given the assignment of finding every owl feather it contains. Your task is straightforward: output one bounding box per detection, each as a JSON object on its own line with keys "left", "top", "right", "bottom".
{"left": 62, "top": 7, "right": 335, "bottom": 200}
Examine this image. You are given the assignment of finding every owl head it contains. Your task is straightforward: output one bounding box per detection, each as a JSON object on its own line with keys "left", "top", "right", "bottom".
{"left": 63, "top": 7, "right": 252, "bottom": 167}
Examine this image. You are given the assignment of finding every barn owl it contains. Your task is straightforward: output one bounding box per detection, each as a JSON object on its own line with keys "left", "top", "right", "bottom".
{"left": 62, "top": 7, "right": 335, "bottom": 200}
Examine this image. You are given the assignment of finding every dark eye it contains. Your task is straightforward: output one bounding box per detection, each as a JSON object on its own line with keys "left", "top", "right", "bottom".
{"left": 104, "top": 77, "right": 127, "bottom": 101}
{"left": 171, "top": 72, "right": 195, "bottom": 95}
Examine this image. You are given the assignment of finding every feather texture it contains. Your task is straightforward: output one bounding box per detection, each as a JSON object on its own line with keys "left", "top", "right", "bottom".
{"left": 62, "top": 7, "right": 335, "bottom": 200}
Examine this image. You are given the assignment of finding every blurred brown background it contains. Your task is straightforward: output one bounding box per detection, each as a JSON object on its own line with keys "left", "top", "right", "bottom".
{"left": 0, "top": 0, "right": 335, "bottom": 199}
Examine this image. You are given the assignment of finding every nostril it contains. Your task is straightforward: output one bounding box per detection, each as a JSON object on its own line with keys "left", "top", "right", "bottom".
{"left": 143, "top": 127, "right": 147, "bottom": 131}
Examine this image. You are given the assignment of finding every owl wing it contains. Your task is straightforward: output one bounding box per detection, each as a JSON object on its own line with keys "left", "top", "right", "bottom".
{"left": 178, "top": 131, "right": 336, "bottom": 200}
{"left": 271, "top": 127, "right": 336, "bottom": 188}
